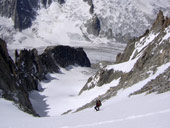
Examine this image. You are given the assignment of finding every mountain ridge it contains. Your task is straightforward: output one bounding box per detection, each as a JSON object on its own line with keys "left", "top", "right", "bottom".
{"left": 0, "top": 39, "right": 91, "bottom": 116}
{"left": 73, "top": 11, "right": 170, "bottom": 113}
{"left": 1, "top": 0, "right": 170, "bottom": 44}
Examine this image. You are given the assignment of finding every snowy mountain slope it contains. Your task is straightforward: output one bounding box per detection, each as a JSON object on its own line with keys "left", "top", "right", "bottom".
{"left": 76, "top": 11, "right": 170, "bottom": 112}
{"left": 90, "top": 0, "right": 170, "bottom": 38}
{"left": 30, "top": 66, "right": 94, "bottom": 116}
{"left": 1, "top": 88, "right": 170, "bottom": 128}
{"left": 29, "top": 11, "right": 170, "bottom": 117}
{"left": 1, "top": 0, "right": 170, "bottom": 63}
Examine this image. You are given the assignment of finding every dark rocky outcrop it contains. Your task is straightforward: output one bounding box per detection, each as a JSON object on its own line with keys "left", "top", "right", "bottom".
{"left": 83, "top": 0, "right": 100, "bottom": 37}
{"left": 151, "top": 10, "right": 164, "bottom": 32}
{"left": 16, "top": 45, "right": 91, "bottom": 76}
{"left": 0, "top": 38, "right": 91, "bottom": 116}
{"left": 79, "top": 69, "right": 122, "bottom": 95}
{"left": 41, "top": 0, "right": 53, "bottom": 8}
{"left": 130, "top": 67, "right": 170, "bottom": 95}
{"left": 89, "top": 4, "right": 94, "bottom": 14}
{"left": 115, "top": 38, "right": 136, "bottom": 64}
{"left": 13, "top": 0, "right": 38, "bottom": 31}
{"left": 107, "top": 29, "right": 113, "bottom": 39}
{"left": 41, "top": 46, "right": 91, "bottom": 69}
{"left": 151, "top": 10, "right": 170, "bottom": 33}
{"left": 86, "top": 15, "right": 101, "bottom": 36}
{"left": 14, "top": 45, "right": 91, "bottom": 92}
{"left": 58, "top": 0, "right": 65, "bottom": 5}
{"left": 15, "top": 49, "right": 47, "bottom": 92}
{"left": 0, "top": 38, "right": 38, "bottom": 116}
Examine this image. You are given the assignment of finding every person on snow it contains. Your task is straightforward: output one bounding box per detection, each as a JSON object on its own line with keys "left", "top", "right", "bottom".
{"left": 94, "top": 99, "right": 102, "bottom": 111}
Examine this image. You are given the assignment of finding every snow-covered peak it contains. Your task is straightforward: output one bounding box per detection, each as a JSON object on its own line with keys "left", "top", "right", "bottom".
{"left": 1, "top": 0, "right": 170, "bottom": 49}
{"left": 93, "top": 0, "right": 170, "bottom": 38}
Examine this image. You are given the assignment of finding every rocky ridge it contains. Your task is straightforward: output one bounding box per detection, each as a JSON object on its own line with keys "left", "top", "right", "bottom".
{"left": 0, "top": 39, "right": 38, "bottom": 116}
{"left": 0, "top": 40, "right": 91, "bottom": 116}
{"left": 2, "top": 0, "right": 169, "bottom": 41}
{"left": 75, "top": 11, "right": 170, "bottom": 112}
{"left": 1, "top": 0, "right": 170, "bottom": 46}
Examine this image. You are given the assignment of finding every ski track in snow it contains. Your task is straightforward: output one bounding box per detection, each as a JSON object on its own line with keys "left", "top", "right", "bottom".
{"left": 61, "top": 109, "right": 170, "bottom": 128}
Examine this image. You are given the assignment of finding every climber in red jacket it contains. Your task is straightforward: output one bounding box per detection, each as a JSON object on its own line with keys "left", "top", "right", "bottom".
{"left": 94, "top": 99, "right": 102, "bottom": 111}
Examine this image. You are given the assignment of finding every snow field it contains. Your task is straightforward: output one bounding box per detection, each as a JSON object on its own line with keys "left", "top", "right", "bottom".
{"left": 30, "top": 66, "right": 94, "bottom": 116}
{"left": 29, "top": 61, "right": 170, "bottom": 116}
{"left": 1, "top": 88, "right": 170, "bottom": 128}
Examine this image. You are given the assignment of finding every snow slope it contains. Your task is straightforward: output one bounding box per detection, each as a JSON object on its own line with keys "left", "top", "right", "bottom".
{"left": 1, "top": 85, "right": 170, "bottom": 128}
{"left": 30, "top": 66, "right": 94, "bottom": 116}
{"left": 28, "top": 61, "right": 170, "bottom": 117}
{"left": 1, "top": 33, "right": 170, "bottom": 127}
{"left": 1, "top": 59, "right": 170, "bottom": 123}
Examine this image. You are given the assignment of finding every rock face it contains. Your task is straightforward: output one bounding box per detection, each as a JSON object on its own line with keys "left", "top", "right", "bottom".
{"left": 41, "top": 0, "right": 53, "bottom": 8}
{"left": 0, "top": 39, "right": 38, "bottom": 116}
{"left": 58, "top": 0, "right": 65, "bottom": 4}
{"left": 79, "top": 69, "right": 122, "bottom": 95}
{"left": 15, "top": 45, "right": 91, "bottom": 92}
{"left": 150, "top": 10, "right": 170, "bottom": 33}
{"left": 76, "top": 11, "right": 170, "bottom": 112}
{"left": 0, "top": 0, "right": 16, "bottom": 18}
{"left": 86, "top": 15, "right": 101, "bottom": 36}
{"left": 13, "top": 0, "right": 38, "bottom": 31}
{"left": 41, "top": 46, "right": 91, "bottom": 68}
{"left": 83, "top": 0, "right": 101, "bottom": 36}
{"left": 0, "top": 0, "right": 39, "bottom": 31}
{"left": 15, "top": 49, "right": 46, "bottom": 92}
{"left": 0, "top": 0, "right": 64, "bottom": 31}
{"left": 0, "top": 39, "right": 91, "bottom": 115}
